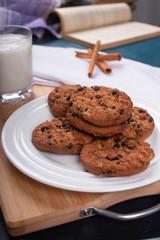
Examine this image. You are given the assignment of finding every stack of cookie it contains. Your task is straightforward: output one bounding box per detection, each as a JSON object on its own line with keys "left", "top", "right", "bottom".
{"left": 66, "top": 85, "right": 133, "bottom": 137}
{"left": 32, "top": 85, "right": 155, "bottom": 177}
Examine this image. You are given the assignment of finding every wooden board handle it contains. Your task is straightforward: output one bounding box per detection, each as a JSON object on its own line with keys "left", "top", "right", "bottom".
{"left": 80, "top": 202, "right": 160, "bottom": 221}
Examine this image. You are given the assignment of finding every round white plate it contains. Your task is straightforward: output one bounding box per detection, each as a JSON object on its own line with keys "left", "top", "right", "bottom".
{"left": 2, "top": 95, "right": 160, "bottom": 193}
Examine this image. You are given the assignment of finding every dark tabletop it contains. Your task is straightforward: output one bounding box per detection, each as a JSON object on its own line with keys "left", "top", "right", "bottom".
{"left": 1, "top": 36, "right": 160, "bottom": 240}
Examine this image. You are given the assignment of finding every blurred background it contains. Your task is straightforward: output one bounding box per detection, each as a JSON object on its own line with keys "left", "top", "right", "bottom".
{"left": 132, "top": 0, "right": 160, "bottom": 26}
{"left": 0, "top": 0, "right": 159, "bottom": 41}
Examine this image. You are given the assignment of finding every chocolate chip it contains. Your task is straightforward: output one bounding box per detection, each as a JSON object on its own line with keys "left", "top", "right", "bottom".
{"left": 52, "top": 99, "right": 55, "bottom": 103}
{"left": 118, "top": 133, "right": 123, "bottom": 136}
{"left": 66, "top": 96, "right": 70, "bottom": 101}
{"left": 41, "top": 126, "right": 48, "bottom": 132}
{"left": 121, "top": 141, "right": 127, "bottom": 147}
{"left": 136, "top": 129, "right": 143, "bottom": 136}
{"left": 77, "top": 87, "right": 84, "bottom": 91}
{"left": 112, "top": 156, "right": 119, "bottom": 160}
{"left": 72, "top": 112, "right": 77, "bottom": 117}
{"left": 73, "top": 90, "right": 78, "bottom": 93}
{"left": 84, "top": 108, "right": 88, "bottom": 112}
{"left": 93, "top": 86, "right": 100, "bottom": 91}
{"left": 122, "top": 139, "right": 136, "bottom": 149}
{"left": 56, "top": 95, "right": 61, "bottom": 99}
{"left": 113, "top": 143, "right": 120, "bottom": 148}
{"left": 140, "top": 116, "right": 147, "bottom": 120}
{"left": 101, "top": 103, "right": 108, "bottom": 108}
{"left": 112, "top": 106, "right": 116, "bottom": 109}
{"left": 112, "top": 89, "right": 118, "bottom": 95}
{"left": 106, "top": 155, "right": 119, "bottom": 161}
{"left": 66, "top": 143, "right": 73, "bottom": 149}
{"left": 115, "top": 137, "right": 121, "bottom": 143}
{"left": 69, "top": 101, "right": 73, "bottom": 106}
{"left": 56, "top": 125, "right": 61, "bottom": 129}
{"left": 137, "top": 124, "right": 141, "bottom": 128}
{"left": 130, "top": 119, "right": 134, "bottom": 122}
{"left": 47, "top": 135, "right": 51, "bottom": 139}
{"left": 48, "top": 143, "right": 52, "bottom": 146}
{"left": 118, "top": 154, "right": 122, "bottom": 158}
{"left": 149, "top": 117, "right": 153, "bottom": 122}
{"left": 120, "top": 109, "right": 124, "bottom": 115}
{"left": 127, "top": 118, "right": 131, "bottom": 123}
{"left": 62, "top": 119, "right": 68, "bottom": 127}
{"left": 95, "top": 95, "right": 102, "bottom": 99}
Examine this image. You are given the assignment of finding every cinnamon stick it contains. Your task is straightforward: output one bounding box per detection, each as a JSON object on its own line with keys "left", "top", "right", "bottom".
{"left": 75, "top": 51, "right": 121, "bottom": 61}
{"left": 96, "top": 60, "right": 112, "bottom": 74}
{"left": 88, "top": 48, "right": 112, "bottom": 74}
{"left": 98, "top": 53, "right": 121, "bottom": 61}
{"left": 88, "top": 48, "right": 92, "bottom": 55}
{"left": 75, "top": 51, "right": 92, "bottom": 59}
{"left": 88, "top": 40, "right": 100, "bottom": 78}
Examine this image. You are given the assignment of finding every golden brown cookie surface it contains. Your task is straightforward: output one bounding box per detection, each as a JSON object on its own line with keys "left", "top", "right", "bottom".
{"left": 48, "top": 85, "right": 81, "bottom": 117}
{"left": 120, "top": 107, "right": 155, "bottom": 140}
{"left": 32, "top": 118, "right": 93, "bottom": 154}
{"left": 80, "top": 136, "right": 155, "bottom": 176}
{"left": 69, "top": 86, "right": 133, "bottom": 127}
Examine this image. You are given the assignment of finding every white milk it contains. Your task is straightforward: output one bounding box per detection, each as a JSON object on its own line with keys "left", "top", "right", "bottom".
{"left": 0, "top": 34, "right": 32, "bottom": 94}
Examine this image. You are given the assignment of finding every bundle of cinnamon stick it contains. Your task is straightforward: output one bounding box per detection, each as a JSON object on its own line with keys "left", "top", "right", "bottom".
{"left": 75, "top": 40, "right": 122, "bottom": 78}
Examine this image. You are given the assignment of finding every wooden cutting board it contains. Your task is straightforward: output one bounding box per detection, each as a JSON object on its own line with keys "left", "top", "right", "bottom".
{"left": 0, "top": 85, "right": 160, "bottom": 237}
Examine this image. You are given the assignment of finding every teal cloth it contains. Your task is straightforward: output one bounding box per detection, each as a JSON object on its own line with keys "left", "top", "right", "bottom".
{"left": 36, "top": 36, "right": 160, "bottom": 68}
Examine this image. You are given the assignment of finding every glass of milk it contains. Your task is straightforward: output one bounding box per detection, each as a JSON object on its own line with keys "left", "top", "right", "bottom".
{"left": 0, "top": 25, "right": 33, "bottom": 104}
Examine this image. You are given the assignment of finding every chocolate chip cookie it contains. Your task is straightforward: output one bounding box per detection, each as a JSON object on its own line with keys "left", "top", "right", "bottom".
{"left": 32, "top": 118, "right": 93, "bottom": 154}
{"left": 68, "top": 86, "right": 133, "bottom": 127}
{"left": 119, "top": 107, "right": 155, "bottom": 140}
{"left": 48, "top": 85, "right": 81, "bottom": 117}
{"left": 80, "top": 136, "right": 155, "bottom": 176}
{"left": 66, "top": 111, "right": 130, "bottom": 137}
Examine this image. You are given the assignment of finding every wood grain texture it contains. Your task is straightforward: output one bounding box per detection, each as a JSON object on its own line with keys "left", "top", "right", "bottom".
{"left": 0, "top": 85, "right": 160, "bottom": 236}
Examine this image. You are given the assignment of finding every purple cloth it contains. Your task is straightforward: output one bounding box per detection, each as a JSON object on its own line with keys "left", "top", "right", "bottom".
{"left": 25, "top": 18, "right": 60, "bottom": 39}
{"left": 4, "top": 0, "right": 59, "bottom": 17}
{"left": 0, "top": 0, "right": 63, "bottom": 38}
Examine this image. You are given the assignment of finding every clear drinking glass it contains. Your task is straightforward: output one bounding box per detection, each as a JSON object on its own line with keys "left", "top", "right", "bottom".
{"left": 0, "top": 25, "right": 33, "bottom": 104}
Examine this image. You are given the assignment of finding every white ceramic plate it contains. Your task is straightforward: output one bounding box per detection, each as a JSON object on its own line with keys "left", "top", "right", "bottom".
{"left": 2, "top": 95, "right": 160, "bottom": 193}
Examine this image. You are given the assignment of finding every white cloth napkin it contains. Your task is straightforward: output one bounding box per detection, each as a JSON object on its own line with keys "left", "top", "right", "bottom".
{"left": 32, "top": 45, "right": 160, "bottom": 104}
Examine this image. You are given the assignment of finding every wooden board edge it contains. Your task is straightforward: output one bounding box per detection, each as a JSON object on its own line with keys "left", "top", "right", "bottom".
{"left": 4, "top": 180, "right": 160, "bottom": 236}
